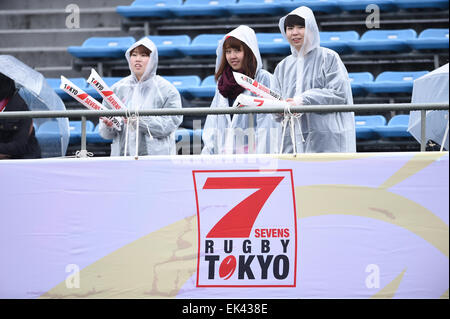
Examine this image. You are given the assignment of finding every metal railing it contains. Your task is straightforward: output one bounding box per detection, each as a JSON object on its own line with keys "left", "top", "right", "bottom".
{"left": 1, "top": 102, "right": 448, "bottom": 153}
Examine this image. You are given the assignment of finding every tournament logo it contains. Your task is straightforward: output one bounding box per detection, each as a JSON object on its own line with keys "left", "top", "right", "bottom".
{"left": 193, "top": 169, "right": 297, "bottom": 287}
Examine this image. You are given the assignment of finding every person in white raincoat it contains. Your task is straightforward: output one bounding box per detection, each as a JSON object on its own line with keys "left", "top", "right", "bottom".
{"left": 201, "top": 25, "right": 281, "bottom": 155}
{"left": 99, "top": 37, "right": 183, "bottom": 156}
{"left": 273, "top": 6, "right": 356, "bottom": 153}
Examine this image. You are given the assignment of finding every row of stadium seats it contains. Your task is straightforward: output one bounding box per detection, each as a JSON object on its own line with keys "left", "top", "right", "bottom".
{"left": 355, "top": 114, "right": 412, "bottom": 139}
{"left": 67, "top": 29, "right": 449, "bottom": 59}
{"left": 35, "top": 120, "right": 202, "bottom": 146}
{"left": 47, "top": 70, "right": 428, "bottom": 102}
{"left": 34, "top": 114, "right": 414, "bottom": 155}
{"left": 116, "top": 0, "right": 449, "bottom": 19}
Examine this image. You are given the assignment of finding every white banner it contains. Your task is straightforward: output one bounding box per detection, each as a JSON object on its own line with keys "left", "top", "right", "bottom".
{"left": 0, "top": 153, "right": 448, "bottom": 299}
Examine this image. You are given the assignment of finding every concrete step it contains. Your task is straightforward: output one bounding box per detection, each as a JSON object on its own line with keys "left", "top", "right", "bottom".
{"left": 0, "top": 7, "right": 122, "bottom": 29}
{"left": 0, "top": 27, "right": 144, "bottom": 47}
{"left": 0, "top": 47, "right": 73, "bottom": 69}
{"left": 35, "top": 66, "right": 88, "bottom": 79}
{"left": 0, "top": 0, "right": 131, "bottom": 10}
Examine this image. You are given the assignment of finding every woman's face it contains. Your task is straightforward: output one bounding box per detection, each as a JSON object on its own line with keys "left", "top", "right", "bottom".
{"left": 225, "top": 45, "right": 245, "bottom": 71}
{"left": 130, "top": 47, "right": 150, "bottom": 80}
{"left": 286, "top": 25, "right": 305, "bottom": 51}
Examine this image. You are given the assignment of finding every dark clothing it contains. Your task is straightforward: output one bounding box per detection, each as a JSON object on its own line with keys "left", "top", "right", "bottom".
{"left": 0, "top": 92, "right": 41, "bottom": 159}
{"left": 218, "top": 65, "right": 245, "bottom": 100}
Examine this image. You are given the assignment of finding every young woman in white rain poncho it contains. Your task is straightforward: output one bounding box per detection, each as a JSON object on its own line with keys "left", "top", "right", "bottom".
{"left": 99, "top": 37, "right": 183, "bottom": 156}
{"left": 273, "top": 6, "right": 356, "bottom": 153}
{"left": 201, "top": 25, "right": 281, "bottom": 155}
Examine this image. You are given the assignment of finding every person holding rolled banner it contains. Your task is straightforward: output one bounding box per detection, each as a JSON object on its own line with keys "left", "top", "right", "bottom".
{"left": 98, "top": 37, "right": 182, "bottom": 157}
{"left": 273, "top": 6, "right": 356, "bottom": 153}
{"left": 201, "top": 25, "right": 282, "bottom": 155}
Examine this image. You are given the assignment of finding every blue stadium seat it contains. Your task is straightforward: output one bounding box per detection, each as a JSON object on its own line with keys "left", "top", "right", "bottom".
{"left": 180, "top": 34, "right": 225, "bottom": 56}
{"left": 189, "top": 75, "right": 217, "bottom": 98}
{"left": 35, "top": 121, "right": 63, "bottom": 147}
{"left": 46, "top": 78, "right": 66, "bottom": 99}
{"left": 175, "top": 128, "right": 194, "bottom": 143}
{"left": 67, "top": 37, "right": 136, "bottom": 59}
{"left": 406, "top": 28, "right": 449, "bottom": 50}
{"left": 337, "top": 0, "right": 398, "bottom": 12}
{"left": 256, "top": 33, "right": 290, "bottom": 55}
{"left": 172, "top": 0, "right": 233, "bottom": 18}
{"left": 175, "top": 128, "right": 203, "bottom": 152}
{"left": 364, "top": 71, "right": 429, "bottom": 94}
{"left": 68, "top": 120, "right": 95, "bottom": 145}
{"left": 116, "top": 0, "right": 182, "bottom": 18}
{"left": 320, "top": 31, "right": 360, "bottom": 54}
{"left": 86, "top": 123, "right": 113, "bottom": 144}
{"left": 348, "top": 29, "right": 416, "bottom": 52}
{"left": 146, "top": 35, "right": 191, "bottom": 57}
{"left": 280, "top": 0, "right": 341, "bottom": 14}
{"left": 348, "top": 72, "right": 374, "bottom": 96}
{"left": 103, "top": 77, "right": 123, "bottom": 88}
{"left": 395, "top": 0, "right": 449, "bottom": 9}
{"left": 355, "top": 115, "right": 386, "bottom": 139}
{"left": 227, "top": 0, "right": 284, "bottom": 16}
{"left": 163, "top": 75, "right": 202, "bottom": 98}
{"left": 374, "top": 114, "right": 412, "bottom": 138}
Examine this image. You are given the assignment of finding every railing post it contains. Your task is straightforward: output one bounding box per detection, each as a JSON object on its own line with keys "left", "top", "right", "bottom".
{"left": 75, "top": 116, "right": 91, "bottom": 158}
{"left": 420, "top": 110, "right": 426, "bottom": 152}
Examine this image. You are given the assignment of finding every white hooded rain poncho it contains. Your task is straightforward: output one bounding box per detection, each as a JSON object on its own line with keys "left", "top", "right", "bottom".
{"left": 202, "top": 25, "right": 282, "bottom": 155}
{"left": 99, "top": 37, "right": 183, "bottom": 156}
{"left": 274, "top": 6, "right": 356, "bottom": 153}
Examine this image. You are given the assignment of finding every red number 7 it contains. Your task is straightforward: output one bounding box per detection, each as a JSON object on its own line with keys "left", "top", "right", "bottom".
{"left": 203, "top": 176, "right": 284, "bottom": 238}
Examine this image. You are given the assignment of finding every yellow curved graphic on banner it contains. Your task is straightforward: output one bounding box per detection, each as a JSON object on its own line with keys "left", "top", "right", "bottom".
{"left": 40, "top": 215, "right": 198, "bottom": 299}
{"left": 41, "top": 153, "right": 448, "bottom": 298}
{"left": 370, "top": 269, "right": 407, "bottom": 299}
{"left": 295, "top": 185, "right": 448, "bottom": 257}
{"left": 295, "top": 152, "right": 448, "bottom": 298}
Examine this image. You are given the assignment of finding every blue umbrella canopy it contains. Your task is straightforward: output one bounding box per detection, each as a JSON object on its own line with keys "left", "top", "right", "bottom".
{"left": 0, "top": 55, "right": 69, "bottom": 157}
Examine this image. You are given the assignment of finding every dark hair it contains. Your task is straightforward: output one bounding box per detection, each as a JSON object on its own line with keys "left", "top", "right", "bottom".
{"left": 130, "top": 45, "right": 151, "bottom": 56}
{"left": 284, "top": 15, "right": 305, "bottom": 31}
{"left": 215, "top": 36, "right": 257, "bottom": 81}
{"left": 0, "top": 72, "right": 16, "bottom": 100}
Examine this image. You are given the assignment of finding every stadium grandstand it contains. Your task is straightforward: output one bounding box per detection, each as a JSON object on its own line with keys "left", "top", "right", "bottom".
{"left": 0, "top": 0, "right": 448, "bottom": 155}
{"left": 0, "top": 1, "right": 449, "bottom": 302}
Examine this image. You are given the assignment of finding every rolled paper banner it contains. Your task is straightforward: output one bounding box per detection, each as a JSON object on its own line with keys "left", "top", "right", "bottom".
{"left": 232, "top": 71, "right": 282, "bottom": 101}
{"left": 60, "top": 75, "right": 122, "bottom": 131}
{"left": 232, "top": 93, "right": 289, "bottom": 108}
{"left": 87, "top": 69, "right": 125, "bottom": 111}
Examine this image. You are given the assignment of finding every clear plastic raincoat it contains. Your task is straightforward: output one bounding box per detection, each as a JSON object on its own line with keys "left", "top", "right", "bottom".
{"left": 99, "top": 37, "right": 182, "bottom": 156}
{"left": 202, "top": 25, "right": 282, "bottom": 155}
{"left": 273, "top": 6, "right": 356, "bottom": 153}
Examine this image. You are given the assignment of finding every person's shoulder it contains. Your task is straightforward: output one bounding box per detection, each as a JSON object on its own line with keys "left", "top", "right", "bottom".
{"left": 112, "top": 76, "right": 132, "bottom": 88}
{"left": 155, "top": 75, "right": 180, "bottom": 94}
{"left": 278, "top": 54, "right": 294, "bottom": 66}
{"left": 155, "top": 75, "right": 170, "bottom": 85}
{"left": 256, "top": 68, "right": 272, "bottom": 78}
{"left": 274, "top": 55, "right": 293, "bottom": 74}
{"left": 317, "top": 46, "right": 342, "bottom": 60}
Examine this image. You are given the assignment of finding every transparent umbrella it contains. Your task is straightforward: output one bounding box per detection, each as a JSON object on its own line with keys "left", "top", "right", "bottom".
{"left": 408, "top": 63, "right": 449, "bottom": 151}
{"left": 0, "top": 55, "right": 69, "bottom": 157}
